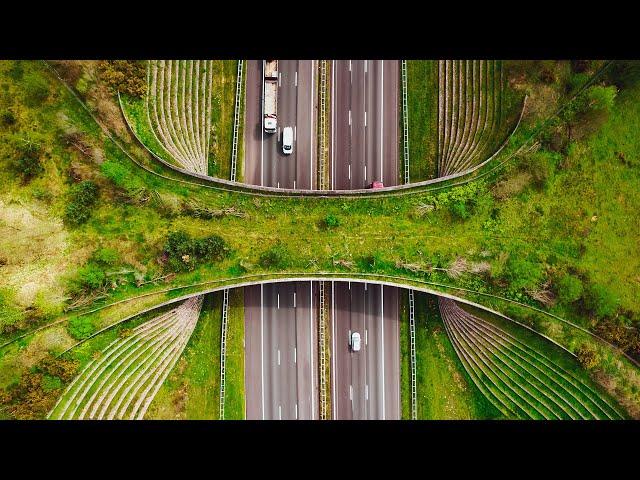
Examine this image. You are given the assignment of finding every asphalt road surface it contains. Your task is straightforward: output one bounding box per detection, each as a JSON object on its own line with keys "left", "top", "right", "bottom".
{"left": 331, "top": 281, "right": 400, "bottom": 419}
{"left": 244, "top": 60, "right": 317, "bottom": 189}
{"left": 244, "top": 282, "right": 318, "bottom": 420}
{"left": 331, "top": 60, "right": 399, "bottom": 190}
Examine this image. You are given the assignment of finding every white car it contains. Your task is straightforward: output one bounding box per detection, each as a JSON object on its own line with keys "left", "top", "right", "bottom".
{"left": 282, "top": 126, "right": 293, "bottom": 155}
{"left": 350, "top": 332, "right": 361, "bottom": 352}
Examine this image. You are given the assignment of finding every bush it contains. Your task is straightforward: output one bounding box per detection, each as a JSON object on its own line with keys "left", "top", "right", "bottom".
{"left": 449, "top": 201, "right": 470, "bottom": 220}
{"left": 583, "top": 283, "right": 619, "bottom": 319}
{"left": 556, "top": 274, "right": 584, "bottom": 304}
{"left": 67, "top": 316, "right": 96, "bottom": 340}
{"left": 163, "top": 231, "right": 230, "bottom": 272}
{"left": 8, "top": 134, "right": 44, "bottom": 183}
{"left": 22, "top": 71, "right": 50, "bottom": 107}
{"left": 259, "top": 242, "right": 290, "bottom": 269}
{"left": 576, "top": 344, "right": 599, "bottom": 370}
{"left": 97, "top": 60, "right": 147, "bottom": 97}
{"left": 503, "top": 254, "right": 545, "bottom": 292}
{"left": 64, "top": 180, "right": 99, "bottom": 226}
{"left": 91, "top": 247, "right": 119, "bottom": 266}
{"left": 66, "top": 263, "right": 107, "bottom": 295}
{"left": 0, "top": 110, "right": 16, "bottom": 128}
{"left": 585, "top": 85, "right": 617, "bottom": 112}
{"left": 323, "top": 214, "right": 341, "bottom": 229}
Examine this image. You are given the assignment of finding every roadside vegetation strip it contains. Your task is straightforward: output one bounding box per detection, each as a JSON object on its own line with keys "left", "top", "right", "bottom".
{"left": 439, "top": 299, "right": 622, "bottom": 420}
{"left": 146, "top": 60, "right": 211, "bottom": 175}
{"left": 48, "top": 296, "right": 203, "bottom": 420}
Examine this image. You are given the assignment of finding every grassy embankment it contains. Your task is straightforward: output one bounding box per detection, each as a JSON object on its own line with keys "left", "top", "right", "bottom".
{"left": 121, "top": 60, "right": 238, "bottom": 180}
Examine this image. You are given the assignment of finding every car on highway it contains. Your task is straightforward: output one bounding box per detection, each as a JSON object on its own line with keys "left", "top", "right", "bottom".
{"left": 282, "top": 126, "right": 294, "bottom": 155}
{"left": 350, "top": 331, "right": 361, "bottom": 352}
{"left": 369, "top": 180, "right": 384, "bottom": 189}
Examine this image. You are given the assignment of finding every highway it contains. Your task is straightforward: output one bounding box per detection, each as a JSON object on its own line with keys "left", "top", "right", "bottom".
{"left": 331, "top": 281, "right": 400, "bottom": 419}
{"left": 244, "top": 282, "right": 318, "bottom": 420}
{"left": 331, "top": 60, "right": 399, "bottom": 190}
{"left": 244, "top": 60, "right": 317, "bottom": 189}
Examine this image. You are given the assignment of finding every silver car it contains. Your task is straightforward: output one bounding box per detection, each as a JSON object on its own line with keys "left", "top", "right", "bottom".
{"left": 350, "top": 332, "right": 361, "bottom": 352}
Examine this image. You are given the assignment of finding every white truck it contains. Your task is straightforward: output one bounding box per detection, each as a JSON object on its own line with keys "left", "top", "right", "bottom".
{"left": 263, "top": 60, "right": 278, "bottom": 133}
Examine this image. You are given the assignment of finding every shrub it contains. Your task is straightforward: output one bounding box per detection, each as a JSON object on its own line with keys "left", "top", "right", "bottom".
{"left": 259, "top": 242, "right": 290, "bottom": 269}
{"left": 67, "top": 316, "right": 96, "bottom": 340}
{"left": 97, "top": 60, "right": 147, "bottom": 97}
{"left": 8, "top": 134, "right": 44, "bottom": 183}
{"left": 0, "top": 110, "right": 16, "bottom": 127}
{"left": 91, "top": 247, "right": 119, "bottom": 266}
{"left": 556, "top": 274, "right": 584, "bottom": 304}
{"left": 66, "top": 263, "right": 107, "bottom": 295}
{"left": 64, "top": 180, "right": 99, "bottom": 226}
{"left": 323, "top": 214, "right": 341, "bottom": 229}
{"left": 503, "top": 254, "right": 545, "bottom": 292}
{"left": 576, "top": 344, "right": 599, "bottom": 370}
{"left": 163, "top": 231, "right": 230, "bottom": 272}
{"left": 585, "top": 85, "right": 617, "bottom": 112}
{"left": 583, "top": 283, "right": 619, "bottom": 319}
{"left": 22, "top": 71, "right": 50, "bottom": 107}
{"left": 449, "top": 201, "right": 470, "bottom": 220}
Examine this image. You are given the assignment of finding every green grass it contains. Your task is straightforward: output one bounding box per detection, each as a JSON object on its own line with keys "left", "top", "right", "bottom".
{"left": 145, "top": 292, "right": 222, "bottom": 419}
{"left": 407, "top": 61, "right": 438, "bottom": 181}
{"left": 223, "top": 288, "right": 245, "bottom": 419}
{"left": 414, "top": 292, "right": 500, "bottom": 419}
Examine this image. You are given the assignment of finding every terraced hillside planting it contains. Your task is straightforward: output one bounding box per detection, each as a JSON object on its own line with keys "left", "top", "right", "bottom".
{"left": 48, "top": 296, "right": 203, "bottom": 420}
{"left": 439, "top": 60, "right": 505, "bottom": 176}
{"left": 439, "top": 298, "right": 623, "bottom": 420}
{"left": 146, "top": 60, "right": 213, "bottom": 175}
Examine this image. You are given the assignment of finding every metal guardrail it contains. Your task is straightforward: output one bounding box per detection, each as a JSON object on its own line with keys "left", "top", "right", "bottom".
{"left": 230, "top": 60, "right": 243, "bottom": 182}
{"left": 318, "top": 281, "right": 328, "bottom": 419}
{"left": 401, "top": 60, "right": 410, "bottom": 185}
{"left": 319, "top": 60, "right": 328, "bottom": 190}
{"left": 219, "top": 288, "right": 230, "bottom": 419}
{"left": 408, "top": 289, "right": 417, "bottom": 419}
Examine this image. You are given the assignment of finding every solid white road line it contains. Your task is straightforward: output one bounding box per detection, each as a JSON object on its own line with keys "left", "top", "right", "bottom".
{"left": 279, "top": 404, "right": 282, "bottom": 420}
{"left": 365, "top": 111, "right": 367, "bottom": 127}
{"left": 293, "top": 180, "right": 296, "bottom": 190}
{"left": 295, "top": 403, "right": 298, "bottom": 419}
{"left": 380, "top": 60, "right": 384, "bottom": 183}
{"left": 331, "top": 61, "right": 335, "bottom": 190}
{"left": 309, "top": 282, "right": 314, "bottom": 419}
{"left": 310, "top": 60, "right": 314, "bottom": 190}
{"left": 278, "top": 349, "right": 281, "bottom": 366}
{"left": 364, "top": 60, "right": 367, "bottom": 74}
{"left": 293, "top": 292, "right": 296, "bottom": 307}
{"left": 331, "top": 281, "right": 336, "bottom": 419}
{"left": 295, "top": 71, "right": 298, "bottom": 87}
{"left": 350, "top": 384, "right": 353, "bottom": 400}
{"left": 278, "top": 72, "right": 282, "bottom": 87}
{"left": 294, "top": 125, "right": 297, "bottom": 141}
{"left": 364, "top": 165, "right": 367, "bottom": 181}
{"left": 277, "top": 293, "right": 280, "bottom": 309}
{"left": 261, "top": 62, "right": 265, "bottom": 187}
{"left": 366, "top": 384, "right": 369, "bottom": 400}
{"left": 261, "top": 284, "right": 265, "bottom": 419}
{"left": 348, "top": 164, "right": 351, "bottom": 180}
{"left": 294, "top": 347, "right": 297, "bottom": 364}
{"left": 381, "top": 285, "right": 385, "bottom": 420}
{"left": 349, "top": 60, "right": 352, "bottom": 72}
{"left": 348, "top": 110, "right": 351, "bottom": 126}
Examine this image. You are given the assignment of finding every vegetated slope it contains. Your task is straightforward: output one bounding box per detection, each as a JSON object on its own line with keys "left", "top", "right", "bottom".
{"left": 439, "top": 298, "right": 623, "bottom": 419}
{"left": 437, "top": 60, "right": 514, "bottom": 177}
{"left": 48, "top": 296, "right": 203, "bottom": 420}
{"left": 147, "top": 60, "right": 213, "bottom": 175}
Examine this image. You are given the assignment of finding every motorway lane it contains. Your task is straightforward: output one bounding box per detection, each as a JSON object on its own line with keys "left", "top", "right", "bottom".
{"left": 331, "top": 60, "right": 399, "bottom": 189}
{"left": 331, "top": 281, "right": 400, "bottom": 419}
{"left": 243, "top": 60, "right": 317, "bottom": 189}
{"left": 244, "top": 282, "right": 318, "bottom": 420}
